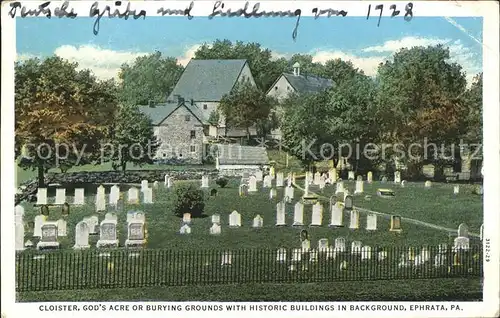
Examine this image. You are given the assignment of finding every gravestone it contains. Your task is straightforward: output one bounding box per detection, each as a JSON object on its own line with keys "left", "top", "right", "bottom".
{"left": 329, "top": 168, "right": 337, "bottom": 181}
{"left": 276, "top": 172, "right": 284, "bottom": 187}
{"left": 128, "top": 187, "right": 140, "bottom": 204}
{"left": 55, "top": 188, "right": 66, "bottom": 205}
{"left": 239, "top": 184, "right": 248, "bottom": 197}
{"left": 253, "top": 214, "right": 264, "bottom": 228}
{"left": 361, "top": 246, "right": 372, "bottom": 260}
{"left": 73, "top": 188, "right": 85, "bottom": 205}
{"left": 357, "top": 175, "right": 363, "bottom": 181}
{"left": 164, "top": 174, "right": 169, "bottom": 186}
{"left": 276, "top": 202, "right": 286, "bottom": 226}
{"left": 109, "top": 185, "right": 120, "bottom": 205}
{"left": 263, "top": 175, "right": 272, "bottom": 188}
{"left": 36, "top": 188, "right": 48, "bottom": 205}
{"left": 209, "top": 223, "right": 221, "bottom": 235}
{"left": 310, "top": 202, "right": 323, "bottom": 226}
{"left": 143, "top": 188, "right": 153, "bottom": 204}
{"left": 351, "top": 241, "right": 362, "bottom": 254}
{"left": 153, "top": 181, "right": 159, "bottom": 188}
{"left": 318, "top": 238, "right": 329, "bottom": 252}
{"left": 453, "top": 185, "right": 460, "bottom": 194}
{"left": 125, "top": 221, "right": 146, "bottom": 246}
{"left": 424, "top": 181, "right": 432, "bottom": 188}
{"left": 56, "top": 219, "right": 67, "bottom": 237}
{"left": 73, "top": 221, "right": 90, "bottom": 249}
{"left": 390, "top": 215, "right": 403, "bottom": 232}
{"left": 335, "top": 182, "right": 344, "bottom": 194}
{"left": 401, "top": 180, "right": 406, "bottom": 187}
{"left": 313, "top": 172, "right": 321, "bottom": 185}
{"left": 221, "top": 252, "right": 232, "bottom": 266}
{"left": 381, "top": 176, "right": 388, "bottom": 183}
{"left": 284, "top": 186, "right": 294, "bottom": 202}
{"left": 394, "top": 171, "right": 401, "bottom": 183}
{"left": 33, "top": 215, "right": 47, "bottom": 237}
{"left": 15, "top": 223, "right": 25, "bottom": 251}
{"left": 211, "top": 214, "right": 220, "bottom": 224}
{"left": 354, "top": 180, "right": 364, "bottom": 194}
{"left": 366, "top": 214, "right": 377, "bottom": 231}
{"left": 301, "top": 239, "right": 311, "bottom": 252}
{"left": 348, "top": 171, "right": 355, "bottom": 180}
{"left": 248, "top": 176, "right": 257, "bottom": 192}
{"left": 269, "top": 166, "right": 275, "bottom": 179}
{"left": 344, "top": 195, "right": 353, "bottom": 210}
{"left": 141, "top": 180, "right": 149, "bottom": 191}
{"left": 453, "top": 237, "right": 470, "bottom": 251}
{"left": 286, "top": 173, "right": 293, "bottom": 187}
{"left": 329, "top": 202, "right": 343, "bottom": 227}
{"left": 293, "top": 202, "right": 304, "bottom": 226}
{"left": 457, "top": 223, "right": 469, "bottom": 237}
{"left": 167, "top": 177, "right": 174, "bottom": 188}
{"left": 37, "top": 222, "right": 60, "bottom": 250}
{"left": 334, "top": 237, "right": 346, "bottom": 252}
{"left": 367, "top": 171, "right": 373, "bottom": 183}
{"left": 276, "top": 248, "right": 287, "bottom": 262}
{"left": 201, "top": 175, "right": 209, "bottom": 188}
{"left": 183, "top": 213, "right": 192, "bottom": 224}
{"left": 96, "top": 220, "right": 119, "bottom": 248}
{"left": 255, "top": 170, "right": 263, "bottom": 182}
{"left": 349, "top": 210, "right": 360, "bottom": 229}
{"left": 269, "top": 188, "right": 277, "bottom": 200}
{"left": 84, "top": 215, "right": 99, "bottom": 234}
{"left": 179, "top": 224, "right": 191, "bottom": 235}
{"left": 318, "top": 178, "right": 326, "bottom": 190}
{"left": 229, "top": 211, "right": 242, "bottom": 227}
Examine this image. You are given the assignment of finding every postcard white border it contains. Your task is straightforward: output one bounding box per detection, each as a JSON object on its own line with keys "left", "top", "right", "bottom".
{"left": 2, "top": 1, "right": 499, "bottom": 318}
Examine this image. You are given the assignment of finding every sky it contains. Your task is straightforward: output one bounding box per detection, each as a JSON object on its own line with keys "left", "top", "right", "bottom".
{"left": 16, "top": 16, "right": 483, "bottom": 84}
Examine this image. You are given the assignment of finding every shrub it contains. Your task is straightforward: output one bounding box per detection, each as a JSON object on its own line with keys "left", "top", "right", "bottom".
{"left": 171, "top": 183, "right": 205, "bottom": 217}
{"left": 216, "top": 177, "right": 228, "bottom": 188}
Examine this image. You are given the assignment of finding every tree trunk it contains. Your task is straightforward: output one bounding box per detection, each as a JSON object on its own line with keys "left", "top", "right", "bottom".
{"left": 37, "top": 164, "right": 45, "bottom": 188}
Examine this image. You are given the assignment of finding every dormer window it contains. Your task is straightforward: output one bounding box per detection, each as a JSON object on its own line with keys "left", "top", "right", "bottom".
{"left": 203, "top": 104, "right": 208, "bottom": 110}
{"left": 185, "top": 115, "right": 190, "bottom": 122}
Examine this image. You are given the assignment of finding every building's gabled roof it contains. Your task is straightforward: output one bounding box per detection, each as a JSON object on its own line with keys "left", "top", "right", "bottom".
{"left": 166, "top": 59, "right": 249, "bottom": 103}
{"left": 282, "top": 73, "right": 334, "bottom": 94}
{"left": 139, "top": 101, "right": 204, "bottom": 125}
{"left": 216, "top": 145, "right": 269, "bottom": 165}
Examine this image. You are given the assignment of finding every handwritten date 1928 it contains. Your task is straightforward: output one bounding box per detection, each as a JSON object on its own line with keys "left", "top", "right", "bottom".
{"left": 367, "top": 2, "right": 413, "bottom": 27}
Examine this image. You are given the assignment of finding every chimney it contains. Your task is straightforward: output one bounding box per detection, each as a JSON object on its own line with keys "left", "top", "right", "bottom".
{"left": 293, "top": 62, "right": 300, "bottom": 76}
{"left": 190, "top": 98, "right": 194, "bottom": 106}
{"left": 178, "top": 96, "right": 185, "bottom": 105}
{"left": 148, "top": 100, "right": 155, "bottom": 108}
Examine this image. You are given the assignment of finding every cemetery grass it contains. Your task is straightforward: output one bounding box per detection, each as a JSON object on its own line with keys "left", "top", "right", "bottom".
{"left": 18, "top": 278, "right": 482, "bottom": 301}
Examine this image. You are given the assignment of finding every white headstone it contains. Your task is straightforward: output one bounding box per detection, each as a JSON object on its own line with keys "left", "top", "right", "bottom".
{"left": 109, "top": 185, "right": 120, "bottom": 205}
{"left": 301, "top": 239, "right": 311, "bottom": 252}
{"left": 344, "top": 195, "right": 353, "bottom": 209}
{"left": 276, "top": 202, "right": 286, "bottom": 226}
{"left": 263, "top": 175, "right": 272, "bottom": 188}
{"left": 167, "top": 177, "right": 173, "bottom": 188}
{"left": 458, "top": 223, "right": 469, "bottom": 237}
{"left": 425, "top": 181, "right": 432, "bottom": 188}
{"left": 164, "top": 174, "right": 169, "bottom": 186}
{"left": 367, "top": 171, "right": 373, "bottom": 183}
{"left": 143, "top": 187, "right": 153, "bottom": 204}
{"left": 329, "top": 202, "right": 343, "bottom": 227}
{"left": 15, "top": 223, "right": 25, "bottom": 251}
{"left": 361, "top": 246, "right": 372, "bottom": 260}
{"left": 37, "top": 222, "right": 59, "bottom": 249}
{"left": 248, "top": 176, "right": 257, "bottom": 192}
{"left": 141, "top": 180, "right": 149, "bottom": 191}
{"left": 310, "top": 202, "right": 323, "bottom": 226}
{"left": 348, "top": 171, "right": 355, "bottom": 180}
{"left": 55, "top": 188, "right": 66, "bottom": 205}
{"left": 349, "top": 210, "right": 360, "bottom": 229}
{"left": 229, "top": 211, "right": 241, "bottom": 227}
{"left": 153, "top": 181, "right": 159, "bottom": 188}
{"left": 34, "top": 215, "right": 47, "bottom": 237}
{"left": 253, "top": 214, "right": 264, "bottom": 228}
{"left": 180, "top": 224, "right": 191, "bottom": 234}
{"left": 318, "top": 238, "right": 329, "bottom": 252}
{"left": 183, "top": 213, "right": 192, "bottom": 224}
{"left": 128, "top": 187, "right": 139, "bottom": 204}
{"left": 201, "top": 175, "right": 209, "bottom": 188}
{"left": 74, "top": 188, "right": 85, "bottom": 205}
{"left": 453, "top": 185, "right": 459, "bottom": 194}
{"left": 293, "top": 202, "right": 304, "bottom": 226}
{"left": 269, "top": 188, "right": 277, "bottom": 199}
{"left": 36, "top": 188, "right": 48, "bottom": 205}
{"left": 394, "top": 171, "right": 401, "bottom": 183}
{"left": 73, "top": 221, "right": 90, "bottom": 249}
{"left": 210, "top": 223, "right": 221, "bottom": 235}
{"left": 334, "top": 237, "right": 346, "bottom": 252}
{"left": 401, "top": 180, "right": 406, "bottom": 187}
{"left": 284, "top": 186, "right": 294, "bottom": 202}
{"left": 276, "top": 172, "right": 284, "bottom": 187}
{"left": 85, "top": 215, "right": 99, "bottom": 234}
{"left": 56, "top": 219, "right": 67, "bottom": 237}
{"left": 313, "top": 172, "right": 321, "bottom": 185}
{"left": 211, "top": 214, "right": 221, "bottom": 224}
{"left": 335, "top": 182, "right": 344, "bottom": 194}
{"left": 453, "top": 237, "right": 470, "bottom": 251}
{"left": 366, "top": 214, "right": 377, "bottom": 231}
{"left": 255, "top": 170, "right": 263, "bottom": 182}
{"left": 354, "top": 180, "right": 364, "bottom": 194}
{"left": 351, "top": 241, "right": 362, "bottom": 254}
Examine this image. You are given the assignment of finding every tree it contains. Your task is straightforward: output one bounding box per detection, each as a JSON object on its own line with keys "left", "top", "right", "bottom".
{"left": 171, "top": 183, "right": 206, "bottom": 217}
{"left": 194, "top": 39, "right": 288, "bottom": 91}
{"left": 219, "top": 79, "right": 276, "bottom": 139}
{"left": 105, "top": 105, "right": 158, "bottom": 172}
{"left": 322, "top": 58, "right": 363, "bottom": 85}
{"left": 374, "top": 45, "right": 468, "bottom": 177}
{"left": 15, "top": 56, "right": 117, "bottom": 187}
{"left": 460, "top": 73, "right": 482, "bottom": 144}
{"left": 118, "top": 51, "right": 183, "bottom": 106}
{"left": 207, "top": 110, "right": 220, "bottom": 126}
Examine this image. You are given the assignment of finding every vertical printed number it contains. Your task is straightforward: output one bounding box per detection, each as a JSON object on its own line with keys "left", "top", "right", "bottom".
{"left": 404, "top": 2, "right": 413, "bottom": 21}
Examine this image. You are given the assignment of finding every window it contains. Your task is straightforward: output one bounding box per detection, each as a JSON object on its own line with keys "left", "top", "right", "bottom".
{"left": 287, "top": 86, "right": 291, "bottom": 91}
{"left": 275, "top": 86, "right": 278, "bottom": 90}
{"left": 162, "top": 153, "right": 167, "bottom": 158}
{"left": 190, "top": 130, "right": 196, "bottom": 139}
{"left": 203, "top": 104, "right": 208, "bottom": 110}
{"left": 185, "top": 115, "right": 190, "bottom": 122}
{"left": 190, "top": 145, "right": 196, "bottom": 153}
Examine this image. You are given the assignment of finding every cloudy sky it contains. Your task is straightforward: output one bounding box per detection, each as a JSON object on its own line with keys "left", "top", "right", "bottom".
{"left": 16, "top": 16, "right": 482, "bottom": 84}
